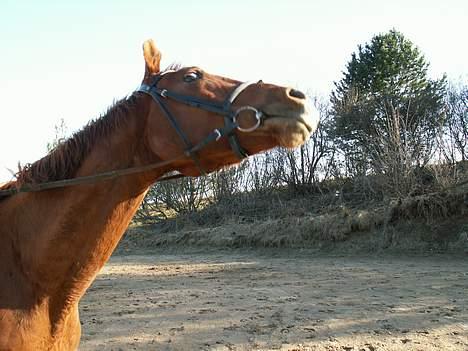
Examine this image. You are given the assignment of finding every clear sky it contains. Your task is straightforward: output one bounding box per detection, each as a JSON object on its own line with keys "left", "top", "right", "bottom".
{"left": 1, "top": 0, "right": 467, "bottom": 182}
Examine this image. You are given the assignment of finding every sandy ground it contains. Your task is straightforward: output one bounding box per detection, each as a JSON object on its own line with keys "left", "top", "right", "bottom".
{"left": 79, "top": 251, "right": 468, "bottom": 351}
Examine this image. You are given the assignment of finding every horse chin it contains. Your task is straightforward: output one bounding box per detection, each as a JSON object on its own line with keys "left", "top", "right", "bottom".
{"left": 262, "top": 117, "right": 313, "bottom": 149}
{"left": 261, "top": 99, "right": 320, "bottom": 148}
{"left": 177, "top": 158, "right": 240, "bottom": 177}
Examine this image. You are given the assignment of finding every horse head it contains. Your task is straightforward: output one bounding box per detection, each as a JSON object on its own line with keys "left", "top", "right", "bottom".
{"left": 140, "top": 39, "right": 319, "bottom": 176}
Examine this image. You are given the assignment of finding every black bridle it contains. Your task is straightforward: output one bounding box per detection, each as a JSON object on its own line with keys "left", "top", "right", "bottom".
{"left": 0, "top": 74, "right": 264, "bottom": 197}
{"left": 137, "top": 72, "right": 264, "bottom": 175}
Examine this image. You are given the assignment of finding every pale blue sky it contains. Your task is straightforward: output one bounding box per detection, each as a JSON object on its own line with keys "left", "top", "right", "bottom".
{"left": 1, "top": 0, "right": 467, "bottom": 181}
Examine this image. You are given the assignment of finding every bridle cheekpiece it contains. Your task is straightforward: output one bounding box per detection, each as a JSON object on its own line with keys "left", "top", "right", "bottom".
{"left": 137, "top": 72, "right": 263, "bottom": 175}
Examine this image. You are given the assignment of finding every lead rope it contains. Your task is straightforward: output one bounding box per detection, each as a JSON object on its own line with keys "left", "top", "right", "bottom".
{"left": 0, "top": 120, "right": 240, "bottom": 198}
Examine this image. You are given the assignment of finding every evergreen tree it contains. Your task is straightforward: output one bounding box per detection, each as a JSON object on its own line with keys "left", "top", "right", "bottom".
{"left": 331, "top": 29, "right": 446, "bottom": 181}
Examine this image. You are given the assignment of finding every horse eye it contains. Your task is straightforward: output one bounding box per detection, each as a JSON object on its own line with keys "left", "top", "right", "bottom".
{"left": 183, "top": 72, "right": 200, "bottom": 83}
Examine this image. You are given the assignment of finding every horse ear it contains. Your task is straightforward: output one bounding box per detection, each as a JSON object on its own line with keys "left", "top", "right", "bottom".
{"left": 143, "top": 39, "right": 161, "bottom": 77}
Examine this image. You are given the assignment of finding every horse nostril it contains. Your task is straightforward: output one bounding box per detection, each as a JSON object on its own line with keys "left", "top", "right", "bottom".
{"left": 289, "top": 89, "right": 306, "bottom": 100}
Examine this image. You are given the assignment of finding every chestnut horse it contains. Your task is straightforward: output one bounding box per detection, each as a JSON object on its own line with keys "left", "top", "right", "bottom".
{"left": 0, "top": 39, "right": 318, "bottom": 350}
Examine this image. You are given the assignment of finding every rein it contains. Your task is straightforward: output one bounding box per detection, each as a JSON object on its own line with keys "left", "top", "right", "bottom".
{"left": 0, "top": 75, "right": 263, "bottom": 198}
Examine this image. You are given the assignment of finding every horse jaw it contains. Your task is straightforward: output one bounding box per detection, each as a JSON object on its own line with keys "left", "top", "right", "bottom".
{"left": 261, "top": 98, "right": 320, "bottom": 148}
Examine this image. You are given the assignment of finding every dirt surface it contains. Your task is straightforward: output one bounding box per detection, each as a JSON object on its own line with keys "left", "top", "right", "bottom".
{"left": 79, "top": 251, "right": 468, "bottom": 350}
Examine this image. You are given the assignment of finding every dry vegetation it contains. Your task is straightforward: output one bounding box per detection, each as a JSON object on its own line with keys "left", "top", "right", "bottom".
{"left": 119, "top": 178, "right": 468, "bottom": 254}
{"left": 127, "top": 80, "right": 467, "bottom": 254}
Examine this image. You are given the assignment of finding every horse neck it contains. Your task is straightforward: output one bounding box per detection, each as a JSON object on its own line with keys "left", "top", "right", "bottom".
{"left": 8, "top": 97, "right": 165, "bottom": 325}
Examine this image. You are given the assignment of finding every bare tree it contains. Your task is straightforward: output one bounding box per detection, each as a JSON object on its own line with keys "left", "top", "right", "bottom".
{"left": 274, "top": 97, "right": 334, "bottom": 190}
{"left": 245, "top": 151, "right": 281, "bottom": 192}
{"left": 442, "top": 82, "right": 468, "bottom": 163}
{"left": 47, "top": 118, "right": 68, "bottom": 152}
{"left": 208, "top": 162, "right": 249, "bottom": 202}
{"left": 135, "top": 175, "right": 210, "bottom": 223}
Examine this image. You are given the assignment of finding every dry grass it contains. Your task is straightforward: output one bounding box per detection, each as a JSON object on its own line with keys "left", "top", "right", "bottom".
{"left": 119, "top": 186, "right": 468, "bottom": 255}
{"left": 121, "top": 166, "right": 468, "bottom": 254}
{"left": 387, "top": 191, "right": 467, "bottom": 223}
{"left": 121, "top": 212, "right": 393, "bottom": 252}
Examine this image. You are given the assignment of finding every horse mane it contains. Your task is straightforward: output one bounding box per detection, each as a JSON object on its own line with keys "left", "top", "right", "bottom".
{"left": 4, "top": 93, "right": 141, "bottom": 192}
{"left": 0, "top": 64, "right": 183, "bottom": 199}
{"left": 163, "top": 63, "right": 183, "bottom": 72}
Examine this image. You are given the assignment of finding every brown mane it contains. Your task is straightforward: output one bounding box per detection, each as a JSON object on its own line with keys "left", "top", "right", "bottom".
{"left": 3, "top": 94, "right": 141, "bottom": 191}
{"left": 0, "top": 64, "right": 185, "bottom": 195}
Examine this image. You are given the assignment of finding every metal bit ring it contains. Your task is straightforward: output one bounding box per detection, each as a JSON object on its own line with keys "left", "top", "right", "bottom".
{"left": 233, "top": 106, "right": 263, "bottom": 132}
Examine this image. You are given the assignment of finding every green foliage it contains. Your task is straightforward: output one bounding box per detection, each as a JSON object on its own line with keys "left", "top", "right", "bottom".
{"left": 331, "top": 29, "right": 446, "bottom": 178}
